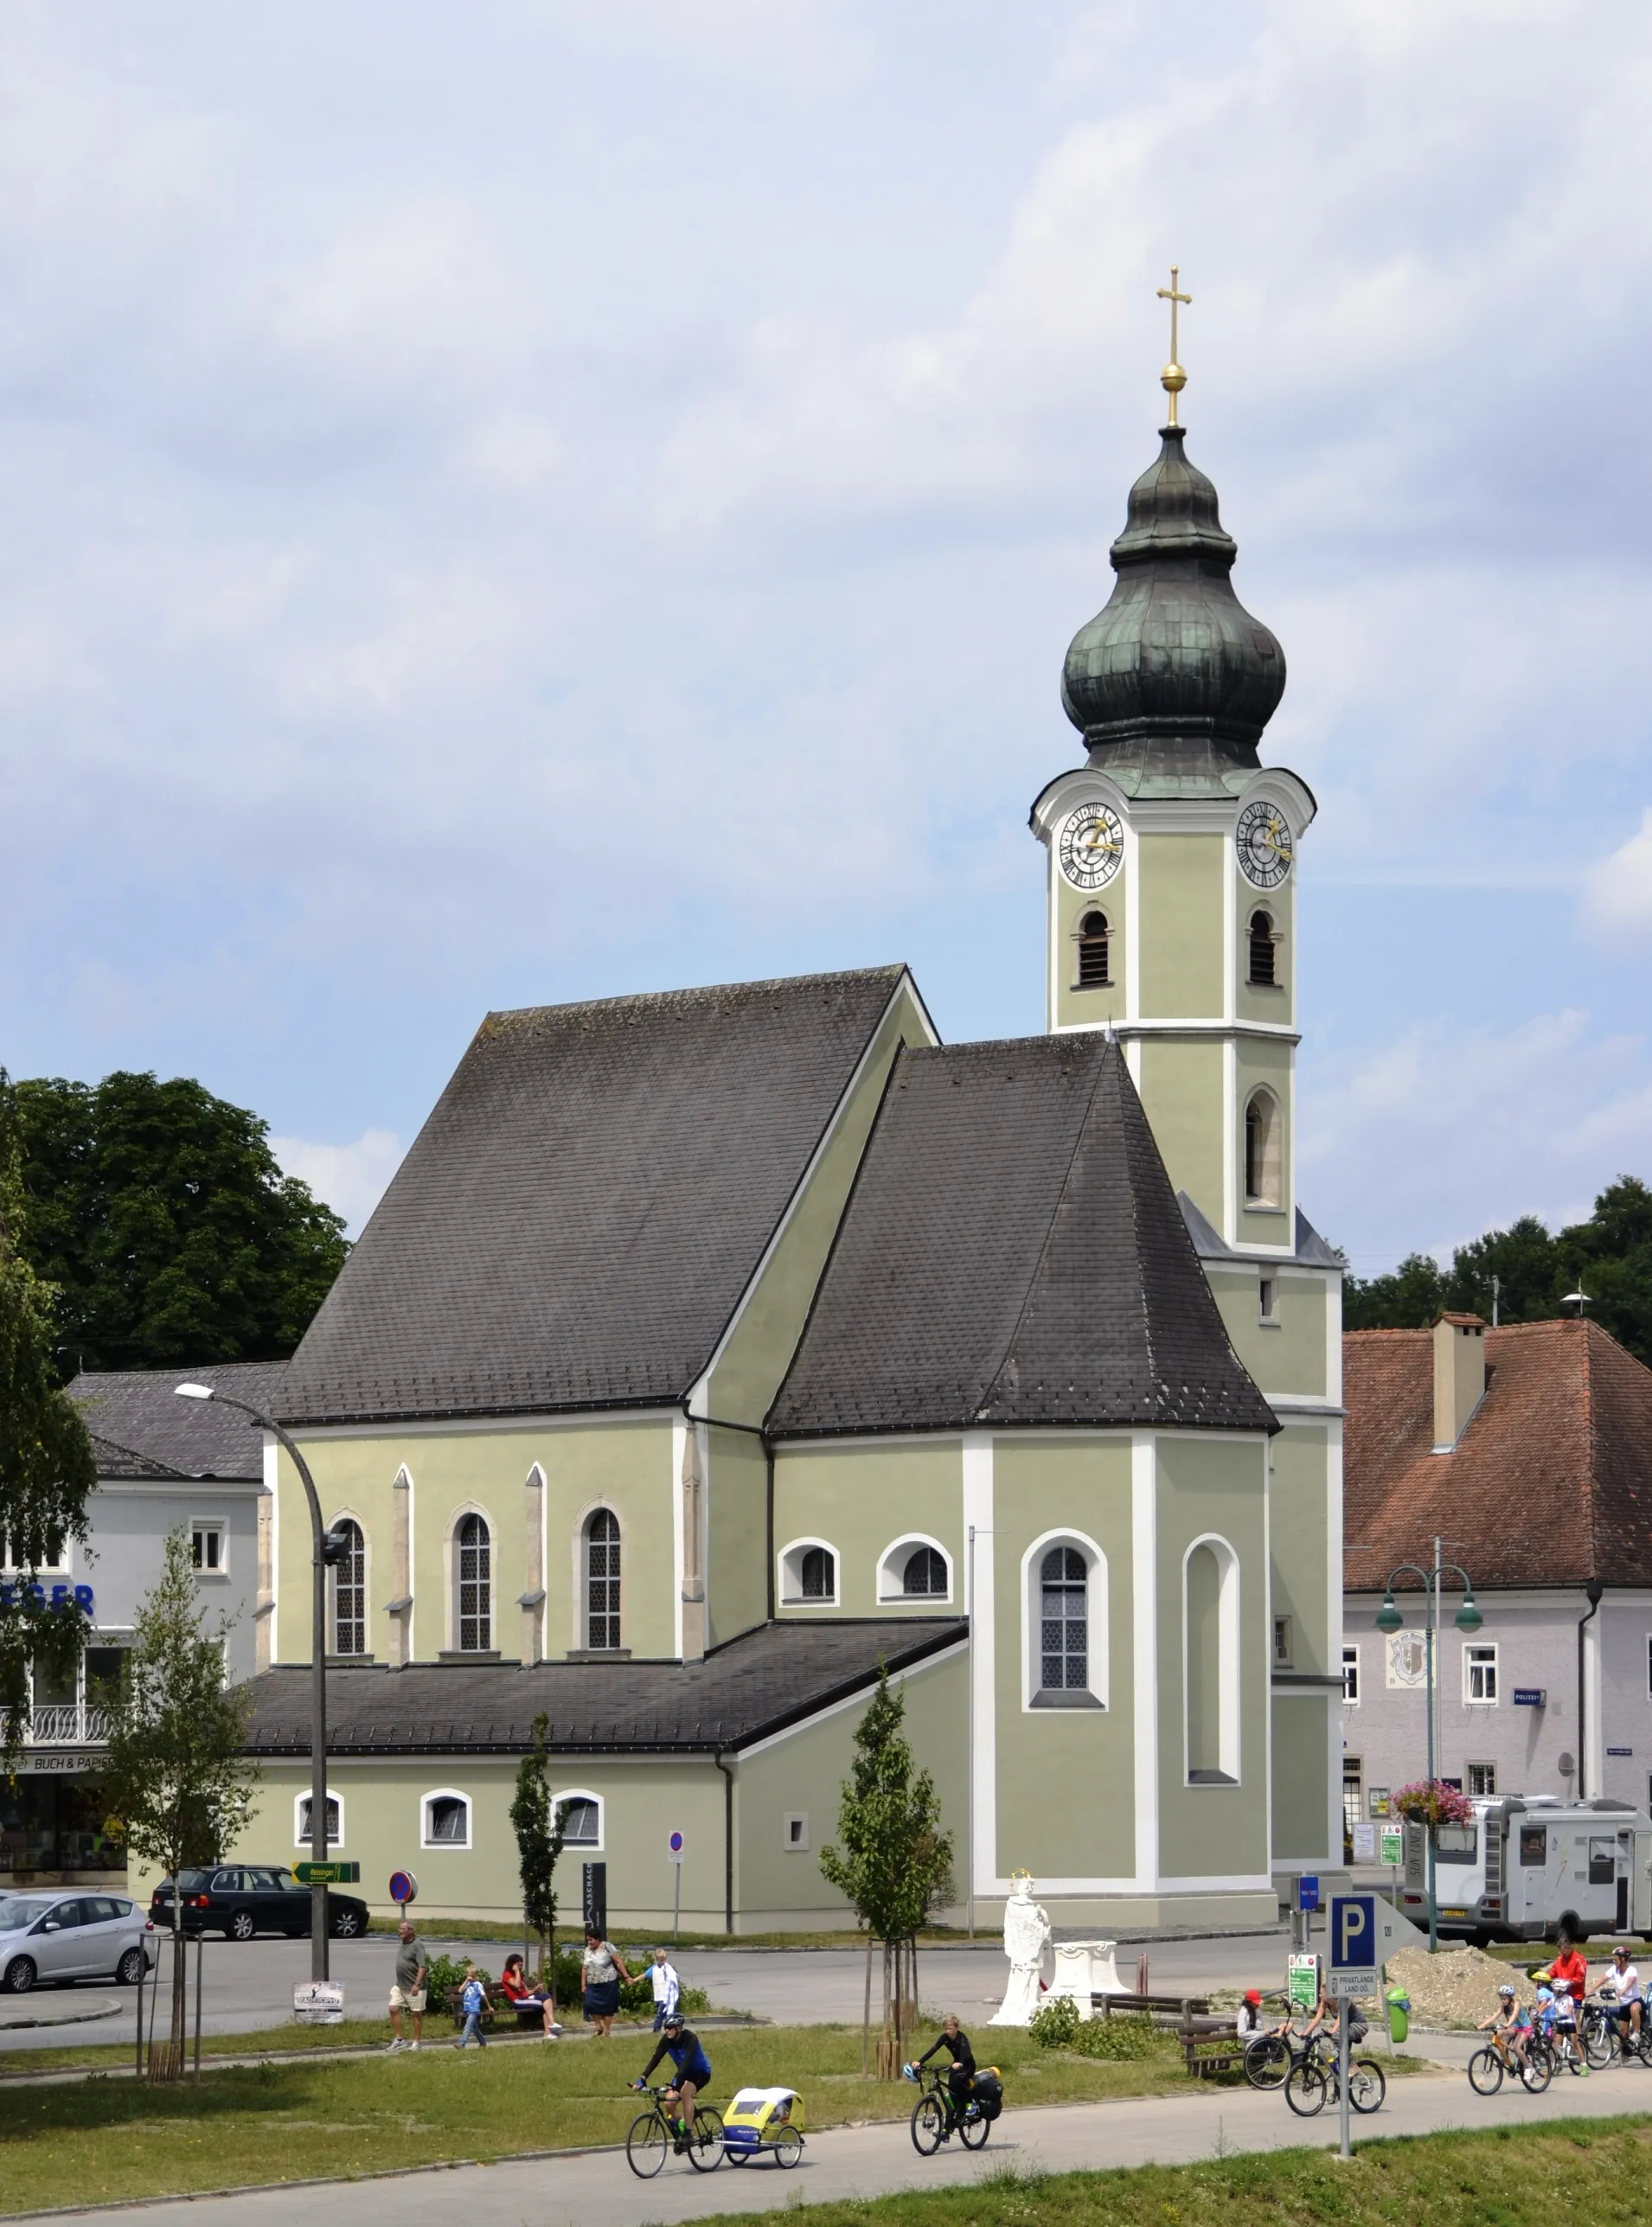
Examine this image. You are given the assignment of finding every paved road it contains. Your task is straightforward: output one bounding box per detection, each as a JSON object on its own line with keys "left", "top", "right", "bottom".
{"left": 0, "top": 1930, "right": 1295, "bottom": 2055}
{"left": 31, "top": 2051, "right": 1652, "bottom": 2227}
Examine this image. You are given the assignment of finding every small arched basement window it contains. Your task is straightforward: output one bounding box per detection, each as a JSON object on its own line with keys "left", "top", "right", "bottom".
{"left": 902, "top": 1545, "right": 949, "bottom": 1597}
{"left": 1244, "top": 1089, "right": 1282, "bottom": 1208}
{"left": 800, "top": 1546, "right": 836, "bottom": 1599}
{"left": 1076, "top": 911, "right": 1111, "bottom": 989}
{"left": 1247, "top": 911, "right": 1277, "bottom": 987}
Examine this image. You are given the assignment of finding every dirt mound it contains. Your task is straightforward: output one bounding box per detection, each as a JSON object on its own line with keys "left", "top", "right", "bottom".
{"left": 1387, "top": 1945, "right": 1538, "bottom": 2031}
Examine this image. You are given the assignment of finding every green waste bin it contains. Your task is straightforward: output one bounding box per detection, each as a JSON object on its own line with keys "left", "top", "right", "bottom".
{"left": 1386, "top": 1987, "right": 1411, "bottom": 2044}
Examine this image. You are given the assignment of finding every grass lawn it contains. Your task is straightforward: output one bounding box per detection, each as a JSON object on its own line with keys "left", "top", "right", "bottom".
{"left": 0, "top": 2022, "right": 1245, "bottom": 2211}
{"left": 686, "top": 2116, "right": 1652, "bottom": 2227}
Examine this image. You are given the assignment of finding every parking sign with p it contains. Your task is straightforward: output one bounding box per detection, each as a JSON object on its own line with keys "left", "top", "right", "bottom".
{"left": 1329, "top": 1892, "right": 1379, "bottom": 1992}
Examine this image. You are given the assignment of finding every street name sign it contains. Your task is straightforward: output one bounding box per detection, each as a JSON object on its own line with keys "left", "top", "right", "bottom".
{"left": 295, "top": 1861, "right": 360, "bottom": 1885}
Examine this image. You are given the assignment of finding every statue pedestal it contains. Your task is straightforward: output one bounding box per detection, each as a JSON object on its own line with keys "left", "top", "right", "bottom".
{"left": 988, "top": 1962, "right": 1045, "bottom": 2027}
{"left": 1047, "top": 1939, "right": 1124, "bottom": 2018}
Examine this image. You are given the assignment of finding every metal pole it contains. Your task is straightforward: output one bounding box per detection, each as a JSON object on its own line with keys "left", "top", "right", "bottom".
{"left": 673, "top": 1859, "right": 681, "bottom": 1943}
{"left": 966, "top": 1524, "right": 975, "bottom": 1942}
{"left": 194, "top": 1929, "right": 203, "bottom": 2081}
{"left": 1338, "top": 2001, "right": 1351, "bottom": 2160}
{"left": 1425, "top": 1545, "right": 1438, "bottom": 1955}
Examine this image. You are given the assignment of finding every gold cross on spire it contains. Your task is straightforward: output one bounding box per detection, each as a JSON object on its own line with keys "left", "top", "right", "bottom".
{"left": 1156, "top": 264, "right": 1191, "bottom": 426}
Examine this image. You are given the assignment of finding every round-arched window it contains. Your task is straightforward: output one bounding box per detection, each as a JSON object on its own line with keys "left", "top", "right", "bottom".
{"left": 901, "top": 1545, "right": 949, "bottom": 1597}
{"left": 1039, "top": 1546, "right": 1088, "bottom": 1693}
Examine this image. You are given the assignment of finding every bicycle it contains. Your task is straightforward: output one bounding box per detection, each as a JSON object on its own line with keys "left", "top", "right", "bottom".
{"left": 1284, "top": 2035, "right": 1386, "bottom": 2118}
{"left": 1243, "top": 1998, "right": 1310, "bottom": 2091}
{"left": 909, "top": 2064, "right": 992, "bottom": 2155}
{"left": 1468, "top": 2027, "right": 1551, "bottom": 2096}
{"left": 624, "top": 2085, "right": 725, "bottom": 2178}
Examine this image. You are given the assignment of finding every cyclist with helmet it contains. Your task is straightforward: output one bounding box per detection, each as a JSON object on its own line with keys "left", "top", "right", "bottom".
{"left": 633, "top": 2012, "right": 713, "bottom": 2145}
{"left": 1476, "top": 1981, "right": 1530, "bottom": 2071}
{"left": 1606, "top": 1943, "right": 1643, "bottom": 2045}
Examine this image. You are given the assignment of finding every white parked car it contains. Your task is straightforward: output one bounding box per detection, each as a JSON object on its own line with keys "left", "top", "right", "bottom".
{"left": 0, "top": 1891, "right": 154, "bottom": 1993}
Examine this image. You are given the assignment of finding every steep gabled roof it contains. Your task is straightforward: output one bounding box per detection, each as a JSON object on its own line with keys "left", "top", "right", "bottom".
{"left": 768, "top": 1033, "right": 1275, "bottom": 1438}
{"left": 1344, "top": 1319, "right": 1652, "bottom": 1590}
{"left": 279, "top": 967, "right": 914, "bottom": 1427}
{"left": 68, "top": 1360, "right": 289, "bottom": 1481}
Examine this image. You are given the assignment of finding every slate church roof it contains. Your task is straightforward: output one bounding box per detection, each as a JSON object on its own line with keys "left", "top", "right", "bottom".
{"left": 68, "top": 1360, "right": 290, "bottom": 1481}
{"left": 279, "top": 967, "right": 916, "bottom": 1427}
{"left": 768, "top": 1033, "right": 1277, "bottom": 1438}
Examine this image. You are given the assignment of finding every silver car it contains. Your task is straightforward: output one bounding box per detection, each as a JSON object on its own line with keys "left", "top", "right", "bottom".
{"left": 0, "top": 1891, "right": 153, "bottom": 1993}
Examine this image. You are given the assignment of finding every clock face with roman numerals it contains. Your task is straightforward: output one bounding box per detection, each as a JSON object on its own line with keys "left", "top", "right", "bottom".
{"left": 1058, "top": 803, "right": 1124, "bottom": 890}
{"left": 1235, "top": 798, "right": 1294, "bottom": 888}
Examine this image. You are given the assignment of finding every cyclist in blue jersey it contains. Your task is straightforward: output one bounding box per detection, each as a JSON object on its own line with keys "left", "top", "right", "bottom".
{"left": 633, "top": 2013, "right": 713, "bottom": 2143}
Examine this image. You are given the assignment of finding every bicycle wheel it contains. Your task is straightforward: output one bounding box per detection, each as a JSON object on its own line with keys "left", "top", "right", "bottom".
{"left": 771, "top": 2126, "right": 804, "bottom": 2169}
{"left": 958, "top": 2103, "right": 990, "bottom": 2152}
{"left": 626, "top": 2112, "right": 669, "bottom": 2179}
{"left": 1467, "top": 2047, "right": 1504, "bottom": 2096}
{"left": 1245, "top": 2034, "right": 1291, "bottom": 2091}
{"left": 1584, "top": 2014, "right": 1618, "bottom": 2070}
{"left": 1520, "top": 2047, "right": 1553, "bottom": 2095}
{"left": 910, "top": 2094, "right": 946, "bottom": 2155}
{"left": 686, "top": 2107, "right": 725, "bottom": 2171}
{"left": 1348, "top": 2059, "right": 1386, "bottom": 2115}
{"left": 1284, "top": 2063, "right": 1328, "bottom": 2117}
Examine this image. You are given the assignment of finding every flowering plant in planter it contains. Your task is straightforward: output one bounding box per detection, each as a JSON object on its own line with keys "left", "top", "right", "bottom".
{"left": 1391, "top": 1779, "right": 1475, "bottom": 1827}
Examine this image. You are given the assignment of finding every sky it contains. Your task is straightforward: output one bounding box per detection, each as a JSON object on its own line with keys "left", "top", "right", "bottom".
{"left": 0, "top": 0, "right": 1649, "bottom": 1276}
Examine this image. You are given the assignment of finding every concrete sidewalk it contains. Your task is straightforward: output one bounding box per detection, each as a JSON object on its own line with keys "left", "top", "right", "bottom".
{"left": 29, "top": 2053, "right": 1652, "bottom": 2227}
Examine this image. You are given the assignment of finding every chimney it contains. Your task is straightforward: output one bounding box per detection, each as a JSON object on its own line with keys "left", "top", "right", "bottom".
{"left": 1432, "top": 1313, "right": 1488, "bottom": 1451}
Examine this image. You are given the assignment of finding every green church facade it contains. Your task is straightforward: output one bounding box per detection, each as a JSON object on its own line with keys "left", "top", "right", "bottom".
{"left": 221, "top": 389, "right": 1347, "bottom": 1935}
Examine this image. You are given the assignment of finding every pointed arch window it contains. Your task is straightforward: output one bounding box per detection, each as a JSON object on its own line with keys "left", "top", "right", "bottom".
{"left": 456, "top": 1514, "right": 491, "bottom": 1653}
{"left": 1247, "top": 910, "right": 1277, "bottom": 987}
{"left": 1076, "top": 910, "right": 1111, "bottom": 989}
{"left": 330, "top": 1520, "right": 367, "bottom": 1657}
{"left": 1244, "top": 1089, "right": 1282, "bottom": 1207}
{"left": 586, "top": 1509, "right": 621, "bottom": 1650}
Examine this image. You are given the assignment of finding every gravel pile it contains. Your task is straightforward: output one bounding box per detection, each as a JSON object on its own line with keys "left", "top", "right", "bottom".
{"left": 1386, "top": 1945, "right": 1539, "bottom": 2031}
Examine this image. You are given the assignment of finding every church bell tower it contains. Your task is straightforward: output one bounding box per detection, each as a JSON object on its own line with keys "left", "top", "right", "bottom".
{"left": 1029, "top": 272, "right": 1315, "bottom": 1256}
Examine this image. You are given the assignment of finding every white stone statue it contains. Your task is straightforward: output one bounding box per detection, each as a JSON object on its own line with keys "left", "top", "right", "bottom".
{"left": 989, "top": 1872, "right": 1052, "bottom": 2026}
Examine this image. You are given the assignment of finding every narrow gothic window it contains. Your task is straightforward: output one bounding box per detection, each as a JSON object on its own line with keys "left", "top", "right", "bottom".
{"left": 901, "top": 1545, "right": 948, "bottom": 1597}
{"left": 586, "top": 1509, "right": 622, "bottom": 1648}
{"left": 332, "top": 1520, "right": 366, "bottom": 1656}
{"left": 800, "top": 1546, "right": 835, "bottom": 1599}
{"left": 1040, "top": 1546, "right": 1088, "bottom": 1691}
{"left": 1247, "top": 910, "right": 1277, "bottom": 986}
{"left": 1244, "top": 1090, "right": 1281, "bottom": 1206}
{"left": 1076, "top": 911, "right": 1111, "bottom": 989}
{"left": 457, "top": 1513, "right": 491, "bottom": 1652}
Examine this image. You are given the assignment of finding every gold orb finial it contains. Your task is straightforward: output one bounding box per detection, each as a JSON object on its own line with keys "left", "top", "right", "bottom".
{"left": 1156, "top": 265, "right": 1192, "bottom": 427}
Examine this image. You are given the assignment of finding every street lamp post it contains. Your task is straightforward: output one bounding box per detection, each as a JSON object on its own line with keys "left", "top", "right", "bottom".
{"left": 176, "top": 1382, "right": 344, "bottom": 1981}
{"left": 1376, "top": 1534, "right": 1482, "bottom": 1955}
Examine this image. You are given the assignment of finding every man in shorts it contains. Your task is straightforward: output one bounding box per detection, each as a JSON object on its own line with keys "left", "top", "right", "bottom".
{"left": 388, "top": 1919, "right": 430, "bottom": 2051}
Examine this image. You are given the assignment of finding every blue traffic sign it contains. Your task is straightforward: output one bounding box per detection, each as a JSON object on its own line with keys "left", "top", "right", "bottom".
{"left": 1330, "top": 1892, "right": 1376, "bottom": 1971}
{"left": 1297, "top": 1875, "right": 1319, "bottom": 1912}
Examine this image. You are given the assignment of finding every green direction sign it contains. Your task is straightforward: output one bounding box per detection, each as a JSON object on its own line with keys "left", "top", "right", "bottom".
{"left": 1380, "top": 1828, "right": 1404, "bottom": 1868}
{"left": 295, "top": 1861, "right": 361, "bottom": 1885}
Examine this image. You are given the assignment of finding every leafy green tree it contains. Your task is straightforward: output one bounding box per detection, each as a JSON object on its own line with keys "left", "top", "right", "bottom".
{"left": 0, "top": 1072, "right": 97, "bottom": 1761}
{"left": 819, "top": 1667, "right": 955, "bottom": 2078}
{"left": 100, "top": 1526, "right": 260, "bottom": 2080}
{"left": 1343, "top": 1252, "right": 1446, "bottom": 1330}
{"left": 509, "top": 1712, "right": 569, "bottom": 2001}
{"left": 15, "top": 1071, "right": 348, "bottom": 1375}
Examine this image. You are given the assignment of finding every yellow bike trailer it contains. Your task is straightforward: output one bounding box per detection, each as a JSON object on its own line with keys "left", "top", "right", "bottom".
{"left": 722, "top": 2087, "right": 805, "bottom": 2166}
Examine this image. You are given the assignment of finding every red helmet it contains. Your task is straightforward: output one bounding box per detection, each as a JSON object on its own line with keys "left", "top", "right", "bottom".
{"left": 1243, "top": 1989, "right": 1262, "bottom": 2007}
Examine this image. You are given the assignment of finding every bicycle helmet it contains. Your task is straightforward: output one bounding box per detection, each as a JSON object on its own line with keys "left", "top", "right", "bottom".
{"left": 1497, "top": 1982, "right": 1515, "bottom": 1998}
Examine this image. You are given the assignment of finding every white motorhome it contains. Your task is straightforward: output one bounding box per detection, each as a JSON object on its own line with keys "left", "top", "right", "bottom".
{"left": 1399, "top": 1795, "right": 1652, "bottom": 1943}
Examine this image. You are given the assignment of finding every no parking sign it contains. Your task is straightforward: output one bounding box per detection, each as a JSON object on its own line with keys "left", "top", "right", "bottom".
{"left": 668, "top": 1831, "right": 685, "bottom": 1865}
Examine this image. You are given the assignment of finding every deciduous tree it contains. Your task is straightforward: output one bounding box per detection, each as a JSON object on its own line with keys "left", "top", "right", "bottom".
{"left": 509, "top": 1712, "right": 568, "bottom": 2003}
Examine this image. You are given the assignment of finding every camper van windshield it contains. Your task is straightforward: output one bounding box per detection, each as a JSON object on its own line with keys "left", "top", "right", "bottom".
{"left": 1435, "top": 1826, "right": 1478, "bottom": 1864}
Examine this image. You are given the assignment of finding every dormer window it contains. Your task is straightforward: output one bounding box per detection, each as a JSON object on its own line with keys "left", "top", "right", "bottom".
{"left": 1076, "top": 911, "right": 1111, "bottom": 989}
{"left": 1247, "top": 910, "right": 1277, "bottom": 987}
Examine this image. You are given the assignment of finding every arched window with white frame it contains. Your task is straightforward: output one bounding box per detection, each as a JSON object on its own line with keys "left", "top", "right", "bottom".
{"left": 1022, "top": 1533, "right": 1108, "bottom": 1710}
{"left": 1075, "top": 909, "right": 1111, "bottom": 989}
{"left": 455, "top": 1513, "right": 492, "bottom": 1652}
{"left": 1243, "top": 1088, "right": 1282, "bottom": 1208}
{"left": 877, "top": 1535, "right": 953, "bottom": 1603}
{"left": 553, "top": 1789, "right": 603, "bottom": 1850}
{"left": 1183, "top": 1535, "right": 1240, "bottom": 1785}
{"left": 778, "top": 1539, "right": 839, "bottom": 1606}
{"left": 330, "top": 1519, "right": 367, "bottom": 1657}
{"left": 422, "top": 1789, "right": 472, "bottom": 1848}
{"left": 294, "top": 1789, "right": 344, "bottom": 1848}
{"left": 586, "top": 1508, "right": 621, "bottom": 1649}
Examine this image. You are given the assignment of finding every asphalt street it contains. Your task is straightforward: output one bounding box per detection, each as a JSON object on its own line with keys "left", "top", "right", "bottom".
{"left": 28, "top": 2046, "right": 1652, "bottom": 2227}
{"left": 0, "top": 1929, "right": 1298, "bottom": 2054}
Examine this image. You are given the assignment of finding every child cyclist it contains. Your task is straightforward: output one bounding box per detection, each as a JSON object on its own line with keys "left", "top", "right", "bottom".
{"left": 633, "top": 2012, "right": 713, "bottom": 2147}
{"left": 1476, "top": 1981, "right": 1530, "bottom": 2071}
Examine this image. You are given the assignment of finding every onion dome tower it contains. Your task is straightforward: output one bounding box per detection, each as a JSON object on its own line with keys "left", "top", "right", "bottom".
{"left": 1060, "top": 275, "right": 1285, "bottom": 793}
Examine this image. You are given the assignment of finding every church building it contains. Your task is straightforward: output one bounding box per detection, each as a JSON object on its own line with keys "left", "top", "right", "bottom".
{"left": 234, "top": 353, "right": 1347, "bottom": 1932}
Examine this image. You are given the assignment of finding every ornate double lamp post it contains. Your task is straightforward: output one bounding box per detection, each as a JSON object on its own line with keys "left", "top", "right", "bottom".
{"left": 1375, "top": 1536, "right": 1482, "bottom": 1954}
{"left": 176, "top": 1382, "right": 350, "bottom": 1981}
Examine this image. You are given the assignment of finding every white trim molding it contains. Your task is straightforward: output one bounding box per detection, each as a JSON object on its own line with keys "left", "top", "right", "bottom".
{"left": 551, "top": 1788, "right": 604, "bottom": 1854}
{"left": 294, "top": 1788, "right": 345, "bottom": 1849}
{"left": 876, "top": 1532, "right": 955, "bottom": 1607}
{"left": 963, "top": 1434, "right": 995, "bottom": 1903}
{"left": 1130, "top": 1434, "right": 1158, "bottom": 1891}
{"left": 777, "top": 1536, "right": 841, "bottom": 1608}
{"left": 420, "top": 1788, "right": 473, "bottom": 1851}
{"left": 1181, "top": 1532, "right": 1241, "bottom": 1787}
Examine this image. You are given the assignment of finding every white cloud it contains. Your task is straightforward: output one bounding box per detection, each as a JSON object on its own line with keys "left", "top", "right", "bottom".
{"left": 1583, "top": 810, "right": 1652, "bottom": 942}
{"left": 272, "top": 1129, "right": 404, "bottom": 1238}
{"left": 1300, "top": 1010, "right": 1652, "bottom": 1269}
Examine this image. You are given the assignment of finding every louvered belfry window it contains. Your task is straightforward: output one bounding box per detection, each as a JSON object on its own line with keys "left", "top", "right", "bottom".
{"left": 333, "top": 1520, "right": 366, "bottom": 1656}
{"left": 1077, "top": 912, "right": 1111, "bottom": 988}
{"left": 1040, "top": 1546, "right": 1088, "bottom": 1691}
{"left": 457, "top": 1513, "right": 491, "bottom": 1652}
{"left": 586, "top": 1509, "right": 622, "bottom": 1648}
{"left": 1248, "top": 910, "right": 1277, "bottom": 986}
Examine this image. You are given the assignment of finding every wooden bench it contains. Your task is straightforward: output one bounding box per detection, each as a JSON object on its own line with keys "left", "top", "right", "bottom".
{"left": 1091, "top": 1991, "right": 1212, "bottom": 2023}
{"left": 1175, "top": 2013, "right": 1244, "bottom": 2078}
